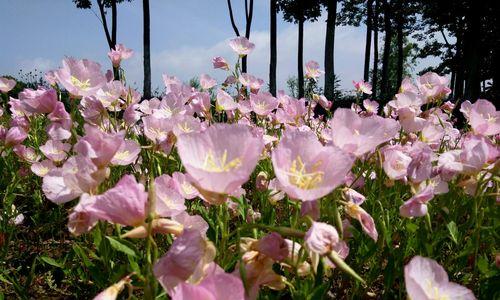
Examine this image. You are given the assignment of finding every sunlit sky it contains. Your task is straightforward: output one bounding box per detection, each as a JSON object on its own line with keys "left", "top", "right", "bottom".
{"left": 0, "top": 0, "right": 440, "bottom": 92}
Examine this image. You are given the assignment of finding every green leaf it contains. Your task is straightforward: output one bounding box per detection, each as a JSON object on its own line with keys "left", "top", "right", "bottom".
{"left": 477, "top": 256, "right": 490, "bottom": 275}
{"left": 72, "top": 244, "right": 95, "bottom": 268}
{"left": 39, "top": 256, "right": 64, "bottom": 268}
{"left": 406, "top": 222, "right": 419, "bottom": 233}
{"left": 106, "top": 236, "right": 137, "bottom": 257}
{"left": 446, "top": 221, "right": 459, "bottom": 244}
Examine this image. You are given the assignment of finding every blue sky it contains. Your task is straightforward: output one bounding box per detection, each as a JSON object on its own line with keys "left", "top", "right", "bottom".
{"left": 0, "top": 0, "right": 439, "bottom": 92}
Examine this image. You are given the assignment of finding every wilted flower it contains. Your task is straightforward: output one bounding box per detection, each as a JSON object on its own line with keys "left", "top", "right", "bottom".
{"left": 212, "top": 56, "right": 229, "bottom": 70}
{"left": 305, "top": 222, "right": 339, "bottom": 255}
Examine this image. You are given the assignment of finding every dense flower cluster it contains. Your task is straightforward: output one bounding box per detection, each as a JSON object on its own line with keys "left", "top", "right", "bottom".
{"left": 1, "top": 36, "right": 497, "bottom": 299}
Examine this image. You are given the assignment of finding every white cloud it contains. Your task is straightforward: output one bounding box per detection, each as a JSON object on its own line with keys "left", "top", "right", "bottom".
{"left": 19, "top": 57, "right": 56, "bottom": 73}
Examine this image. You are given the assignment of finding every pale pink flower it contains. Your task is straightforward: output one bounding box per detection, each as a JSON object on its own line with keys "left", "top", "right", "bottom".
{"left": 40, "top": 139, "right": 71, "bottom": 162}
{"left": 467, "top": 99, "right": 500, "bottom": 136}
{"left": 254, "top": 232, "right": 289, "bottom": 262}
{"left": 0, "top": 77, "right": 16, "bottom": 93}
{"left": 154, "top": 229, "right": 216, "bottom": 291}
{"left": 154, "top": 175, "right": 186, "bottom": 218}
{"left": 272, "top": 129, "right": 354, "bottom": 201}
{"left": 199, "top": 74, "right": 217, "bottom": 90}
{"left": 107, "top": 44, "right": 134, "bottom": 67}
{"left": 143, "top": 115, "right": 173, "bottom": 144}
{"left": 407, "top": 142, "right": 434, "bottom": 183}
{"left": 300, "top": 200, "right": 320, "bottom": 220}
{"left": 172, "top": 211, "right": 209, "bottom": 236}
{"left": 111, "top": 140, "right": 141, "bottom": 166}
{"left": 189, "top": 92, "right": 211, "bottom": 115}
{"left": 417, "top": 72, "right": 451, "bottom": 102}
{"left": 275, "top": 98, "right": 307, "bottom": 125}
{"left": 68, "top": 193, "right": 99, "bottom": 235}
{"left": 363, "top": 99, "right": 379, "bottom": 115}
{"left": 305, "top": 60, "right": 324, "bottom": 80}
{"left": 460, "top": 134, "right": 495, "bottom": 174}
{"left": 250, "top": 92, "right": 279, "bottom": 116}
{"left": 437, "top": 150, "right": 463, "bottom": 181}
{"left": 171, "top": 172, "right": 199, "bottom": 200}
{"left": 171, "top": 115, "right": 205, "bottom": 137}
{"left": 229, "top": 36, "right": 255, "bottom": 56}
{"left": 18, "top": 87, "right": 58, "bottom": 114}
{"left": 54, "top": 57, "right": 107, "bottom": 97}
{"left": 46, "top": 102, "right": 72, "bottom": 140}
{"left": 343, "top": 189, "right": 378, "bottom": 241}
{"left": 93, "top": 276, "right": 131, "bottom": 300}
{"left": 404, "top": 256, "right": 476, "bottom": 300}
{"left": 176, "top": 124, "right": 264, "bottom": 200}
{"left": 397, "top": 107, "right": 427, "bottom": 133}
{"left": 153, "top": 93, "right": 187, "bottom": 118}
{"left": 329, "top": 108, "right": 400, "bottom": 157}
{"left": 216, "top": 89, "right": 238, "bottom": 111}
{"left": 86, "top": 175, "right": 147, "bottom": 226}
{"left": 80, "top": 96, "right": 105, "bottom": 125}
{"left": 31, "top": 159, "right": 56, "bottom": 177}
{"left": 388, "top": 91, "right": 425, "bottom": 111}
{"left": 13, "top": 145, "right": 40, "bottom": 163}
{"left": 399, "top": 185, "right": 434, "bottom": 218}
{"left": 4, "top": 126, "right": 27, "bottom": 147}
{"left": 239, "top": 73, "right": 264, "bottom": 93}
{"left": 45, "top": 70, "right": 57, "bottom": 86}
{"left": 353, "top": 80, "right": 372, "bottom": 94}
{"left": 313, "top": 94, "right": 332, "bottom": 110}
{"left": 75, "top": 125, "right": 125, "bottom": 168}
{"left": 399, "top": 77, "right": 418, "bottom": 94}
{"left": 95, "top": 81, "right": 126, "bottom": 109}
{"left": 304, "top": 222, "right": 339, "bottom": 255}
{"left": 382, "top": 145, "right": 412, "bottom": 180}
{"left": 212, "top": 56, "right": 229, "bottom": 70}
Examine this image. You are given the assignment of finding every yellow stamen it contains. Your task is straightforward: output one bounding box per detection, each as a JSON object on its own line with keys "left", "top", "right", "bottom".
{"left": 202, "top": 149, "right": 242, "bottom": 172}
{"left": 287, "top": 156, "right": 324, "bottom": 190}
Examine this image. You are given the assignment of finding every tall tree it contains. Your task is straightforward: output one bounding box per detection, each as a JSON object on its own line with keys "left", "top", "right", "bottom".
{"left": 380, "top": 0, "right": 393, "bottom": 102}
{"left": 372, "top": 0, "right": 379, "bottom": 99}
{"left": 226, "top": 0, "right": 254, "bottom": 73}
{"left": 279, "top": 0, "right": 321, "bottom": 99}
{"left": 143, "top": 0, "right": 151, "bottom": 98}
{"left": 323, "top": 0, "right": 338, "bottom": 101}
{"left": 364, "top": 0, "right": 373, "bottom": 83}
{"left": 269, "top": 0, "right": 278, "bottom": 96}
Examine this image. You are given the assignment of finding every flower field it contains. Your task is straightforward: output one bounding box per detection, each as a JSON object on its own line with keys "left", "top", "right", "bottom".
{"left": 0, "top": 38, "right": 498, "bottom": 299}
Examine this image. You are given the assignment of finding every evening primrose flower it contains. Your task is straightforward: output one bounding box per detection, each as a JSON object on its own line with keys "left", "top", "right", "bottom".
{"left": 417, "top": 72, "right": 451, "bottom": 102}
{"left": 404, "top": 256, "right": 476, "bottom": 300}
{"left": 466, "top": 99, "right": 500, "bottom": 136}
{"left": 305, "top": 60, "right": 324, "bottom": 80}
{"left": 199, "top": 74, "right": 217, "bottom": 90}
{"left": 229, "top": 36, "right": 255, "bottom": 56}
{"left": 107, "top": 43, "right": 134, "bottom": 67}
{"left": 176, "top": 124, "right": 264, "bottom": 203}
{"left": 304, "top": 222, "right": 340, "bottom": 255}
{"left": 250, "top": 92, "right": 279, "bottom": 116}
{"left": 352, "top": 80, "right": 372, "bottom": 94}
{"left": 0, "top": 77, "right": 16, "bottom": 93}
{"left": 329, "top": 108, "right": 400, "bottom": 157}
{"left": 343, "top": 188, "right": 378, "bottom": 241}
{"left": 272, "top": 128, "right": 354, "bottom": 201}
{"left": 54, "top": 57, "right": 107, "bottom": 98}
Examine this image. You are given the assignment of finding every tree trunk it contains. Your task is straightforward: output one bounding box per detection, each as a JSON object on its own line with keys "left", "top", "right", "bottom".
{"left": 111, "top": 0, "right": 119, "bottom": 80}
{"left": 380, "top": 0, "right": 392, "bottom": 102}
{"left": 241, "top": 0, "right": 254, "bottom": 73}
{"left": 363, "top": 0, "right": 373, "bottom": 83}
{"left": 324, "top": 0, "right": 337, "bottom": 101}
{"left": 269, "top": 0, "right": 277, "bottom": 96}
{"left": 298, "top": 18, "right": 305, "bottom": 99}
{"left": 372, "top": 0, "right": 379, "bottom": 99}
{"left": 97, "top": 0, "right": 113, "bottom": 49}
{"left": 454, "top": 26, "right": 464, "bottom": 101}
{"left": 143, "top": 0, "right": 151, "bottom": 99}
{"left": 396, "top": 9, "right": 403, "bottom": 93}
{"left": 226, "top": 0, "right": 240, "bottom": 36}
{"left": 463, "top": 2, "right": 481, "bottom": 101}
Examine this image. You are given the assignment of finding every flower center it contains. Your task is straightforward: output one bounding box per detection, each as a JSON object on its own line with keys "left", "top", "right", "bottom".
{"left": 202, "top": 149, "right": 242, "bottom": 173}
{"left": 70, "top": 76, "right": 91, "bottom": 90}
{"left": 288, "top": 156, "right": 324, "bottom": 190}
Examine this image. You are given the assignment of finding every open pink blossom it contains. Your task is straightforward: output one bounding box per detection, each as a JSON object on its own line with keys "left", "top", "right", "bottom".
{"left": 68, "top": 193, "right": 99, "bottom": 235}
{"left": 176, "top": 124, "right": 264, "bottom": 201}
{"left": 353, "top": 80, "right": 372, "bottom": 94}
{"left": 272, "top": 129, "right": 354, "bottom": 201}
{"left": 111, "top": 140, "right": 141, "bottom": 166}
{"left": 4, "top": 126, "right": 27, "bottom": 147}
{"left": 417, "top": 72, "right": 451, "bottom": 102}
{"left": 18, "top": 87, "right": 58, "bottom": 114}
{"left": 143, "top": 115, "right": 173, "bottom": 144}
{"left": 172, "top": 211, "right": 209, "bottom": 236}
{"left": 405, "top": 256, "right": 476, "bottom": 300}
{"left": 154, "top": 229, "right": 216, "bottom": 291}
{"left": 467, "top": 99, "right": 500, "bottom": 136}
{"left": 212, "top": 56, "right": 229, "bottom": 70}
{"left": 229, "top": 36, "right": 255, "bottom": 56}
{"left": 397, "top": 107, "right": 427, "bottom": 133}
{"left": 382, "top": 145, "right": 412, "bottom": 180}
{"left": 199, "top": 74, "right": 217, "bottom": 90}
{"left": 40, "top": 139, "right": 71, "bottom": 162}
{"left": 86, "top": 175, "right": 147, "bottom": 226}
{"left": 107, "top": 44, "right": 134, "bottom": 67}
{"left": 250, "top": 92, "right": 279, "bottom": 116}
{"left": 75, "top": 125, "right": 125, "bottom": 168}
{"left": 95, "top": 81, "right": 126, "bottom": 109}
{"left": 0, "top": 77, "right": 16, "bottom": 93}
{"left": 216, "top": 89, "right": 238, "bottom": 111}
{"left": 388, "top": 91, "right": 425, "bottom": 111}
{"left": 171, "top": 115, "right": 205, "bottom": 137}
{"left": 407, "top": 142, "right": 434, "bottom": 183}
{"left": 47, "top": 102, "right": 72, "bottom": 140}
{"left": 239, "top": 73, "right": 264, "bottom": 93}
{"left": 154, "top": 175, "right": 186, "bottom": 217}
{"left": 329, "top": 108, "right": 400, "bottom": 157}
{"left": 54, "top": 57, "right": 107, "bottom": 97}
{"left": 171, "top": 172, "right": 199, "bottom": 199}
{"left": 399, "top": 185, "right": 434, "bottom": 218}
{"left": 313, "top": 94, "right": 332, "bottom": 110}
{"left": 31, "top": 159, "right": 56, "bottom": 177}
{"left": 305, "top": 222, "right": 340, "bottom": 255}
{"left": 363, "top": 99, "right": 378, "bottom": 114}
{"left": 13, "top": 145, "right": 40, "bottom": 163}
{"left": 305, "top": 60, "right": 324, "bottom": 80}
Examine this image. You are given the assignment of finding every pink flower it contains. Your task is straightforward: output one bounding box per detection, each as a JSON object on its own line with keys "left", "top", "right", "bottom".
{"left": 4, "top": 126, "right": 27, "bottom": 147}
{"left": 13, "top": 145, "right": 40, "bottom": 162}
{"left": 301, "top": 199, "right": 320, "bottom": 220}
{"left": 171, "top": 172, "right": 199, "bottom": 199}
{"left": 305, "top": 222, "right": 340, "bottom": 255}
{"left": 212, "top": 56, "right": 229, "bottom": 70}
{"left": 381, "top": 145, "right": 412, "bottom": 180}
{"left": 176, "top": 124, "right": 264, "bottom": 201}
{"left": 397, "top": 107, "right": 427, "bottom": 133}
{"left": 343, "top": 189, "right": 378, "bottom": 241}
{"left": 239, "top": 73, "right": 264, "bottom": 93}
{"left": 363, "top": 99, "right": 379, "bottom": 114}
{"left": 143, "top": 115, "right": 173, "bottom": 144}
{"left": 216, "top": 89, "right": 238, "bottom": 111}
{"left": 460, "top": 134, "right": 498, "bottom": 174}
{"left": 329, "top": 108, "right": 400, "bottom": 157}
{"left": 86, "top": 175, "right": 147, "bottom": 226}
{"left": 229, "top": 36, "right": 255, "bottom": 56}
{"left": 68, "top": 193, "right": 99, "bottom": 235}
{"left": 313, "top": 94, "right": 332, "bottom": 110}
{"left": 95, "top": 81, "right": 126, "bottom": 109}
{"left": 54, "top": 57, "right": 107, "bottom": 97}
{"left": 111, "top": 140, "right": 141, "bottom": 166}
{"left": 272, "top": 129, "right": 354, "bottom": 201}
{"left": 40, "top": 140, "right": 71, "bottom": 162}
{"left": 107, "top": 44, "right": 134, "bottom": 67}
{"left": 399, "top": 185, "right": 434, "bottom": 218}
{"left": 93, "top": 276, "right": 131, "bottom": 300}
{"left": 75, "top": 125, "right": 125, "bottom": 168}
{"left": 353, "top": 80, "right": 373, "bottom": 94}
{"left": 250, "top": 92, "right": 279, "bottom": 116}
{"left": 417, "top": 72, "right": 451, "bottom": 102}
{"left": 0, "top": 77, "right": 16, "bottom": 93}
{"left": 305, "top": 60, "right": 324, "bottom": 80}
{"left": 388, "top": 91, "right": 425, "bottom": 111}
{"left": 171, "top": 115, "right": 205, "bottom": 137}
{"left": 18, "top": 87, "right": 58, "bottom": 114}
{"left": 172, "top": 211, "right": 209, "bottom": 236}
{"left": 154, "top": 175, "right": 186, "bottom": 217}
{"left": 254, "top": 232, "right": 289, "bottom": 261}
{"left": 407, "top": 142, "right": 434, "bottom": 183}
{"left": 31, "top": 159, "right": 56, "bottom": 177}
{"left": 404, "top": 256, "right": 476, "bottom": 300}
{"left": 467, "top": 99, "right": 500, "bottom": 136}
{"left": 199, "top": 74, "right": 217, "bottom": 90}
{"left": 154, "top": 229, "right": 216, "bottom": 291}
{"left": 46, "top": 102, "right": 72, "bottom": 140}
